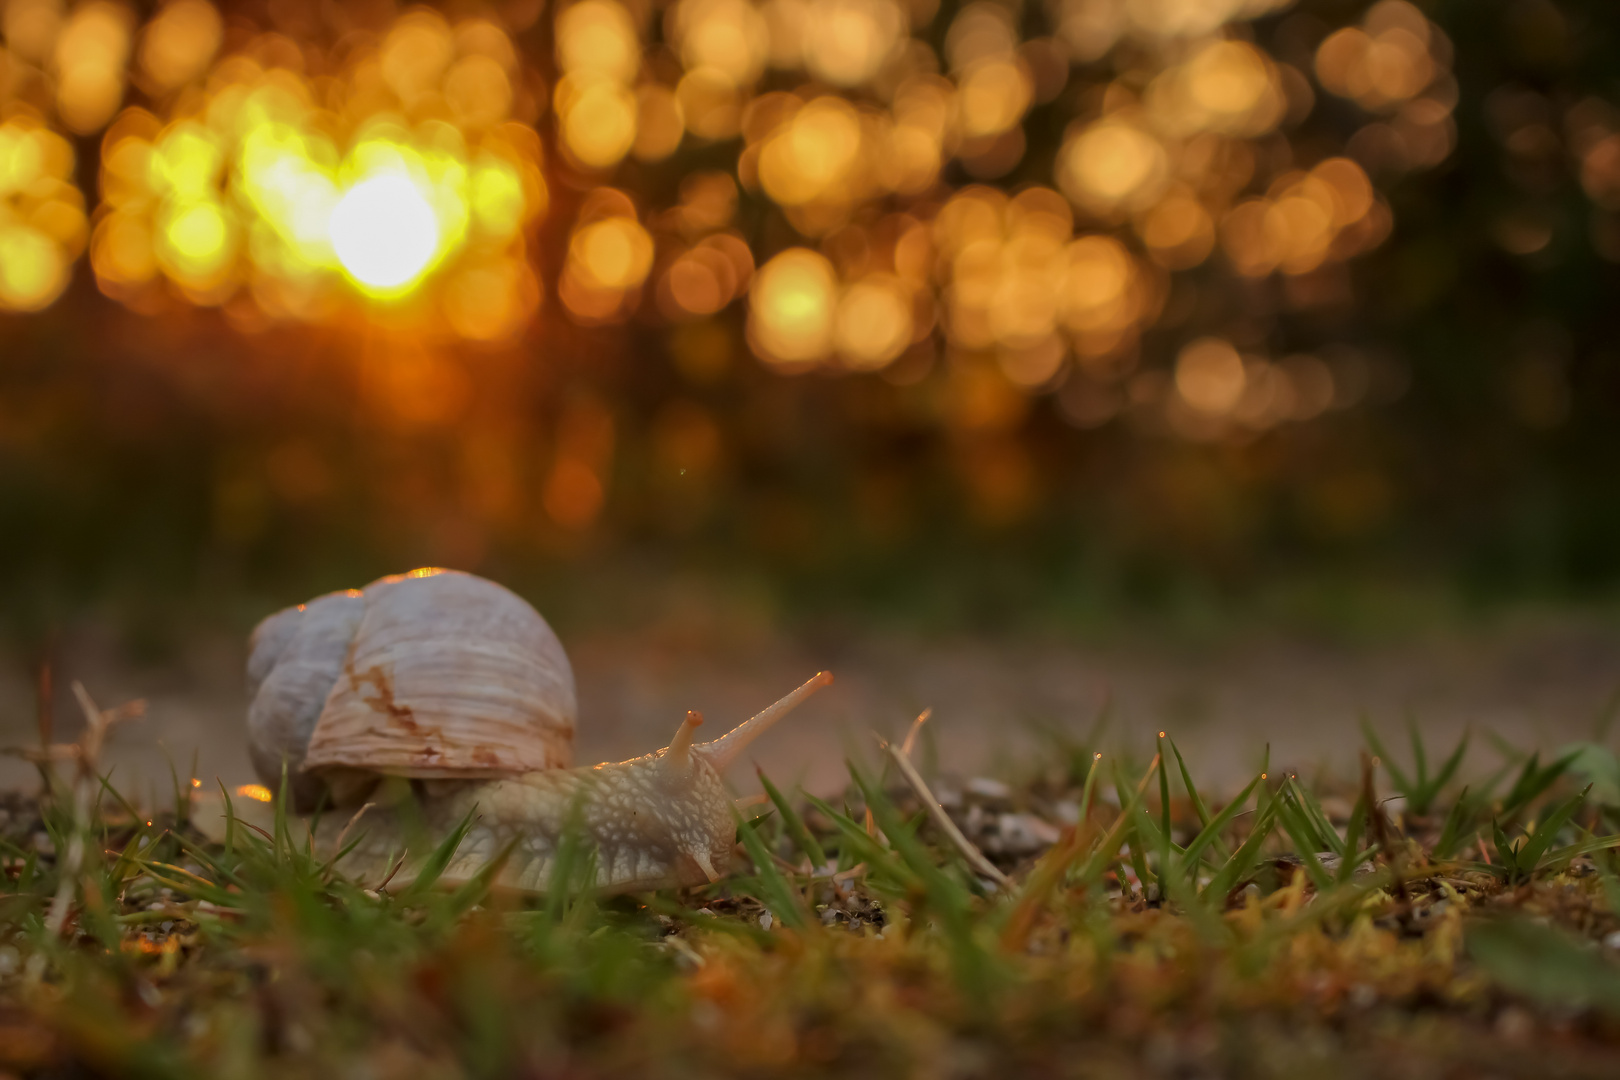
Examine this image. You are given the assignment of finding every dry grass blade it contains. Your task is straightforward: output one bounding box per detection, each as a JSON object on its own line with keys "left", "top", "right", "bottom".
{"left": 900, "top": 708, "right": 931, "bottom": 760}
{"left": 375, "top": 849, "right": 410, "bottom": 893}
{"left": 881, "top": 731, "right": 1011, "bottom": 889}
{"left": 25, "top": 684, "right": 142, "bottom": 983}
{"left": 1, "top": 745, "right": 83, "bottom": 763}
{"left": 1363, "top": 749, "right": 1412, "bottom": 916}
{"left": 1000, "top": 822, "right": 1092, "bottom": 952}
{"left": 333, "top": 802, "right": 376, "bottom": 855}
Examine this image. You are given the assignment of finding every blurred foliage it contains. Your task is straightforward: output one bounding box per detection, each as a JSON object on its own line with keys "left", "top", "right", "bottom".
{"left": 0, "top": 0, "right": 1617, "bottom": 645}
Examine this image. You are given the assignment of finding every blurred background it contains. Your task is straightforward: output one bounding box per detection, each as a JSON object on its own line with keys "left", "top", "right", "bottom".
{"left": 0, "top": 0, "right": 1617, "bottom": 796}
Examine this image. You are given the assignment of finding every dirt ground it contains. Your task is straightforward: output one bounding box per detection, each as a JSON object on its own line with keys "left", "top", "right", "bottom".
{"left": 0, "top": 608, "right": 1616, "bottom": 804}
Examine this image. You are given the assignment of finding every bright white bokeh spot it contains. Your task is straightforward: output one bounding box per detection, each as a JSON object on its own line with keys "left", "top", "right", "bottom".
{"left": 329, "top": 173, "right": 441, "bottom": 295}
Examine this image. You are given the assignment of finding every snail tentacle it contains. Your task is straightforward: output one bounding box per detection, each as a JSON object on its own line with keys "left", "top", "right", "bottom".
{"left": 695, "top": 671, "right": 834, "bottom": 773}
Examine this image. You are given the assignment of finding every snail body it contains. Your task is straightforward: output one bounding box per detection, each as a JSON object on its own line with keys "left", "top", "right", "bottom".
{"left": 246, "top": 568, "right": 831, "bottom": 894}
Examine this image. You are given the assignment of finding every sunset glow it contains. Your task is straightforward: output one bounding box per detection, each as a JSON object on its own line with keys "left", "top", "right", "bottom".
{"left": 0, "top": 0, "right": 1480, "bottom": 445}
{"left": 330, "top": 173, "right": 443, "bottom": 296}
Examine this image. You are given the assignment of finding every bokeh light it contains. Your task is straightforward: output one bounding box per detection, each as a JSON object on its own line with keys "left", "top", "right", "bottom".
{"left": 560, "top": 191, "right": 655, "bottom": 324}
{"left": 749, "top": 247, "right": 838, "bottom": 368}
{"left": 0, "top": 112, "right": 85, "bottom": 311}
{"left": 0, "top": 0, "right": 1473, "bottom": 455}
{"left": 54, "top": 0, "right": 132, "bottom": 134}
{"left": 330, "top": 173, "right": 443, "bottom": 297}
{"left": 137, "top": 0, "right": 221, "bottom": 93}
{"left": 74, "top": 8, "right": 545, "bottom": 336}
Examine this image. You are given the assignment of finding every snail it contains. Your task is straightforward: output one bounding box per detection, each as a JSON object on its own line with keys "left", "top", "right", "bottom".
{"left": 246, "top": 568, "right": 832, "bottom": 894}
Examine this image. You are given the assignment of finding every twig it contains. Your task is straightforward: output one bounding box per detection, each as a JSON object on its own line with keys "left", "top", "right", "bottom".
{"left": 879, "top": 732, "right": 1011, "bottom": 890}
{"left": 25, "top": 684, "right": 144, "bottom": 983}
{"left": 830, "top": 861, "right": 867, "bottom": 900}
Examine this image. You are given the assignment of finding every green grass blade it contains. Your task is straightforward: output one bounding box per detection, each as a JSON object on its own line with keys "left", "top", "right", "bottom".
{"left": 166, "top": 830, "right": 247, "bottom": 890}
{"left": 1427, "top": 730, "right": 1470, "bottom": 808}
{"left": 96, "top": 772, "right": 143, "bottom": 834}
{"left": 850, "top": 765, "right": 971, "bottom": 911}
{"left": 1432, "top": 787, "right": 1472, "bottom": 860}
{"left": 1491, "top": 819, "right": 1519, "bottom": 879}
{"left": 1180, "top": 773, "right": 1262, "bottom": 876}
{"left": 1337, "top": 792, "right": 1367, "bottom": 885}
{"left": 1286, "top": 778, "right": 1345, "bottom": 858}
{"left": 563, "top": 848, "right": 600, "bottom": 934}
{"left": 1519, "top": 786, "right": 1591, "bottom": 870}
{"left": 398, "top": 808, "right": 477, "bottom": 901}
{"left": 1078, "top": 751, "right": 1103, "bottom": 826}
{"left": 849, "top": 765, "right": 998, "bottom": 1002}
{"left": 1407, "top": 715, "right": 1429, "bottom": 793}
{"left": 1539, "top": 835, "right": 1620, "bottom": 876}
{"left": 1202, "top": 804, "right": 1277, "bottom": 901}
{"left": 544, "top": 798, "right": 591, "bottom": 924}
{"left": 1079, "top": 764, "right": 1158, "bottom": 885}
{"left": 216, "top": 779, "right": 237, "bottom": 856}
{"left": 734, "top": 808, "right": 810, "bottom": 930}
{"left": 800, "top": 792, "right": 913, "bottom": 888}
{"left": 1274, "top": 794, "right": 1333, "bottom": 892}
{"left": 1360, "top": 719, "right": 1412, "bottom": 800}
{"left": 273, "top": 761, "right": 293, "bottom": 865}
{"left": 1170, "top": 738, "right": 1229, "bottom": 862}
{"left": 429, "top": 838, "right": 522, "bottom": 929}
{"left": 1157, "top": 733, "right": 1172, "bottom": 877}
{"left": 1500, "top": 749, "right": 1581, "bottom": 821}
{"left": 1112, "top": 759, "right": 1154, "bottom": 891}
{"left": 758, "top": 769, "right": 827, "bottom": 870}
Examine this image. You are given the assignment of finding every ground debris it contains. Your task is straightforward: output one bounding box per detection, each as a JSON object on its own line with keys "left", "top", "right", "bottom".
{"left": 3, "top": 743, "right": 1620, "bottom": 1079}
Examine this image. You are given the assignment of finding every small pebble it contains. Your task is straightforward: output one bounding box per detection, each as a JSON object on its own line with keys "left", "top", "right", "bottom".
{"left": 1603, "top": 930, "right": 1620, "bottom": 950}
{"left": 998, "top": 812, "right": 1061, "bottom": 851}
{"left": 759, "top": 910, "right": 773, "bottom": 930}
{"left": 965, "top": 777, "right": 1011, "bottom": 801}
{"left": 0, "top": 945, "right": 18, "bottom": 976}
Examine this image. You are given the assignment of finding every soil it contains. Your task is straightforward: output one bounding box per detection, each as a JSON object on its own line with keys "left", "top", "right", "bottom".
{"left": 0, "top": 607, "right": 1615, "bottom": 801}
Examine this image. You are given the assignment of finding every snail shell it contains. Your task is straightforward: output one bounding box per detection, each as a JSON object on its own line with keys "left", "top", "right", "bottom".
{"left": 245, "top": 568, "right": 832, "bottom": 894}
{"left": 246, "top": 568, "right": 575, "bottom": 809}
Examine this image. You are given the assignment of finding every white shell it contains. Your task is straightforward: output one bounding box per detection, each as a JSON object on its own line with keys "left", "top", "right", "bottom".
{"left": 246, "top": 569, "right": 576, "bottom": 803}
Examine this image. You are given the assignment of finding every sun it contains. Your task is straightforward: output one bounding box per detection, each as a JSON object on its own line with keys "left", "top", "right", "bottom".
{"left": 328, "top": 172, "right": 442, "bottom": 297}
